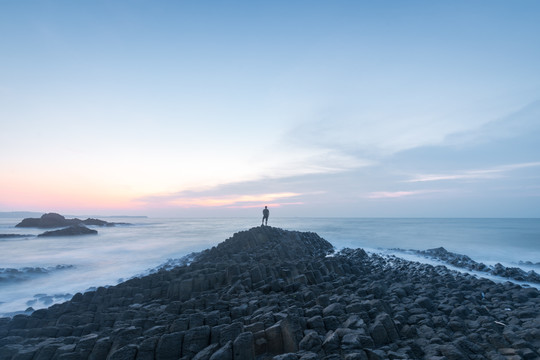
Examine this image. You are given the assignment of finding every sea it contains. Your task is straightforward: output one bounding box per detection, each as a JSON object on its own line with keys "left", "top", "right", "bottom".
{"left": 1, "top": 216, "right": 539, "bottom": 317}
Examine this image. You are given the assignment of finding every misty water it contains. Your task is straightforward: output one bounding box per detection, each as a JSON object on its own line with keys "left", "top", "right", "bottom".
{"left": 1, "top": 216, "right": 539, "bottom": 317}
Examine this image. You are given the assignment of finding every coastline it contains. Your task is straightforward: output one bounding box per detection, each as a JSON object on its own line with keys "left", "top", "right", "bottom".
{"left": 1, "top": 226, "right": 539, "bottom": 359}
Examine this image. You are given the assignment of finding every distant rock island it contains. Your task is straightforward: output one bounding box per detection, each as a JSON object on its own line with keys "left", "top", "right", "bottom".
{"left": 37, "top": 225, "right": 98, "bottom": 237}
{"left": 15, "top": 213, "right": 129, "bottom": 228}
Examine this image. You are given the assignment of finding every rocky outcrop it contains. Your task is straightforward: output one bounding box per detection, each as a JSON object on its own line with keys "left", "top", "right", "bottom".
{"left": 37, "top": 225, "right": 98, "bottom": 237}
{"left": 1, "top": 226, "right": 539, "bottom": 360}
{"left": 15, "top": 213, "right": 128, "bottom": 228}
{"left": 415, "top": 247, "right": 540, "bottom": 284}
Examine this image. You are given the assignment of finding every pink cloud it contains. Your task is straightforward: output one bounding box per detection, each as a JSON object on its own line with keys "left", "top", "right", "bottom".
{"left": 366, "top": 190, "right": 441, "bottom": 199}
{"left": 168, "top": 192, "right": 302, "bottom": 208}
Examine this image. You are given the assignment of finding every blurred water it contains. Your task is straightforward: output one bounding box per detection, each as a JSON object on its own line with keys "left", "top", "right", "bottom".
{"left": 1, "top": 216, "right": 539, "bottom": 316}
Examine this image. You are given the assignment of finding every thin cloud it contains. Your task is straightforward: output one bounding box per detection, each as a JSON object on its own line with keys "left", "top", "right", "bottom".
{"left": 137, "top": 185, "right": 318, "bottom": 209}
{"left": 366, "top": 190, "right": 438, "bottom": 199}
{"left": 226, "top": 202, "right": 305, "bottom": 209}
{"left": 407, "top": 162, "right": 540, "bottom": 183}
{"left": 168, "top": 192, "right": 302, "bottom": 208}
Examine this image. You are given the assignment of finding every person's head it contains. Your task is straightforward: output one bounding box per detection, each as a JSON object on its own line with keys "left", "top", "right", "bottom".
{"left": 264, "top": 206, "right": 267, "bottom": 209}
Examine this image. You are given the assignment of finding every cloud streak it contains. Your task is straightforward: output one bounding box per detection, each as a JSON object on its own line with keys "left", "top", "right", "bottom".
{"left": 406, "top": 162, "right": 540, "bottom": 183}
{"left": 366, "top": 190, "right": 441, "bottom": 199}
{"left": 140, "top": 191, "right": 305, "bottom": 209}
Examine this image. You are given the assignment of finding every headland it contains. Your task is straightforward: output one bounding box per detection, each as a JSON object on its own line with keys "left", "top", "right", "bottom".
{"left": 0, "top": 227, "right": 538, "bottom": 359}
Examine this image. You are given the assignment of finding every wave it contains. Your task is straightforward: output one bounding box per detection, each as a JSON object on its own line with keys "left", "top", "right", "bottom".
{"left": 122, "top": 252, "right": 201, "bottom": 283}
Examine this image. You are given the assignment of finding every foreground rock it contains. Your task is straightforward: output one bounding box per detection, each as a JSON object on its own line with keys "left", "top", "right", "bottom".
{"left": 1, "top": 227, "right": 539, "bottom": 360}
{"left": 37, "top": 225, "right": 98, "bottom": 237}
{"left": 15, "top": 213, "right": 128, "bottom": 228}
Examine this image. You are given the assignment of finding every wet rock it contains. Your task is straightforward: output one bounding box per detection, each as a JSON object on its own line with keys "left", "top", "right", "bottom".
{"left": 233, "top": 332, "right": 255, "bottom": 360}
{"left": 265, "top": 323, "right": 284, "bottom": 355}
{"left": 414, "top": 297, "right": 435, "bottom": 312}
{"left": 88, "top": 337, "right": 112, "bottom": 360}
{"left": 156, "top": 332, "right": 183, "bottom": 360}
{"left": 280, "top": 315, "right": 304, "bottom": 353}
{"left": 136, "top": 337, "right": 158, "bottom": 360}
{"left": 183, "top": 326, "right": 211, "bottom": 358}
{"left": 438, "top": 344, "right": 466, "bottom": 360}
{"left": 218, "top": 322, "right": 243, "bottom": 346}
{"left": 209, "top": 340, "right": 232, "bottom": 360}
{"left": 299, "top": 331, "right": 322, "bottom": 352}
{"left": 109, "top": 344, "right": 138, "bottom": 360}
{"left": 323, "top": 303, "right": 346, "bottom": 318}
{"left": 322, "top": 331, "right": 340, "bottom": 354}
{"left": 193, "top": 343, "right": 220, "bottom": 360}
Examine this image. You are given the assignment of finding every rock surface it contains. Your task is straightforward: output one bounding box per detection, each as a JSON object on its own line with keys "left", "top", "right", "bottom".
{"left": 15, "top": 213, "right": 128, "bottom": 228}
{"left": 1, "top": 226, "right": 539, "bottom": 360}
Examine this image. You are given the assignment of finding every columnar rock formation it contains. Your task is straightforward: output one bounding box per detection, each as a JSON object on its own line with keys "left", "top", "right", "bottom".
{"left": 1, "top": 227, "right": 539, "bottom": 359}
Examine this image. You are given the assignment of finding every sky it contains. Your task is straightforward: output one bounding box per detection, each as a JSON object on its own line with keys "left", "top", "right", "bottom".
{"left": 1, "top": 1, "right": 540, "bottom": 217}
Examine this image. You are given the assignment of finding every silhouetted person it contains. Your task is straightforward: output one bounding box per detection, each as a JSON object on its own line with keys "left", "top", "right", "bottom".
{"left": 262, "top": 206, "right": 269, "bottom": 226}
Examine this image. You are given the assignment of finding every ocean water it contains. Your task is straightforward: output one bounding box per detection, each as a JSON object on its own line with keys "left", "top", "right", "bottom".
{"left": 1, "top": 216, "right": 539, "bottom": 317}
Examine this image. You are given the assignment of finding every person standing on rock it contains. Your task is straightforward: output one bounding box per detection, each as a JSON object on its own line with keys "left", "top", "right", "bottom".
{"left": 262, "top": 206, "right": 269, "bottom": 226}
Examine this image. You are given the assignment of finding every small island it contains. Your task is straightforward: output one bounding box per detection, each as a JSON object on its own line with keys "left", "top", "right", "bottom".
{"left": 15, "top": 213, "right": 129, "bottom": 229}
{"left": 37, "top": 225, "right": 98, "bottom": 237}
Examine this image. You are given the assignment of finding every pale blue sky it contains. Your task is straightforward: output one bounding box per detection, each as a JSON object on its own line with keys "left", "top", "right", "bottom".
{"left": 1, "top": 1, "right": 539, "bottom": 217}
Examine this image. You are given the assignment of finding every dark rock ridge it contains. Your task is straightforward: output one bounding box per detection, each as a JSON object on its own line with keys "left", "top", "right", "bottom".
{"left": 37, "top": 225, "right": 98, "bottom": 237}
{"left": 1, "top": 226, "right": 539, "bottom": 360}
{"left": 15, "top": 213, "right": 129, "bottom": 228}
{"left": 0, "top": 234, "right": 31, "bottom": 239}
{"left": 412, "top": 247, "right": 540, "bottom": 284}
